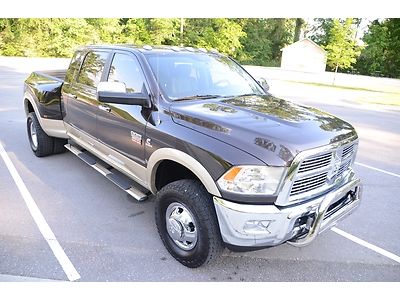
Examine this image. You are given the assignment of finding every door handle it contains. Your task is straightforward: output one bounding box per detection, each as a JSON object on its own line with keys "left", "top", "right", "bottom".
{"left": 98, "top": 104, "right": 111, "bottom": 113}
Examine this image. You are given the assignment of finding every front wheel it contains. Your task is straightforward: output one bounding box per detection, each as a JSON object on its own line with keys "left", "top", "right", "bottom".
{"left": 155, "top": 179, "right": 223, "bottom": 268}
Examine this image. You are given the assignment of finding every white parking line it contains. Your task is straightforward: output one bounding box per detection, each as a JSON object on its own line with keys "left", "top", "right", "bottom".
{"left": 355, "top": 162, "right": 400, "bottom": 178}
{"left": 331, "top": 227, "right": 400, "bottom": 264}
{"left": 0, "top": 141, "right": 81, "bottom": 281}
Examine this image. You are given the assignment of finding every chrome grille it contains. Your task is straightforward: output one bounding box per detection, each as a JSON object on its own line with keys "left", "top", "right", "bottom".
{"left": 288, "top": 141, "right": 357, "bottom": 201}
{"left": 298, "top": 152, "right": 332, "bottom": 173}
{"left": 290, "top": 172, "right": 328, "bottom": 196}
{"left": 337, "top": 160, "right": 351, "bottom": 178}
{"left": 342, "top": 144, "right": 355, "bottom": 160}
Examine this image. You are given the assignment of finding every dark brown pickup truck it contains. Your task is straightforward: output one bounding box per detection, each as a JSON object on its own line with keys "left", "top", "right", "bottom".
{"left": 23, "top": 44, "right": 362, "bottom": 267}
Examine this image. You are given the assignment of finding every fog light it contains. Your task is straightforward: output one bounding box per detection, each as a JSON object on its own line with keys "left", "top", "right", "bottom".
{"left": 243, "top": 220, "right": 271, "bottom": 234}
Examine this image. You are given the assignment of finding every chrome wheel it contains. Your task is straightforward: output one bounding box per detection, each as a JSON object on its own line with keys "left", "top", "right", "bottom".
{"left": 30, "top": 121, "right": 38, "bottom": 150}
{"left": 165, "top": 202, "right": 198, "bottom": 250}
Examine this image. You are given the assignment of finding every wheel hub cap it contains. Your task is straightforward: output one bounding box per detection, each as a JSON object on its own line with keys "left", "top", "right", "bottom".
{"left": 165, "top": 202, "right": 198, "bottom": 250}
{"left": 30, "top": 121, "right": 38, "bottom": 149}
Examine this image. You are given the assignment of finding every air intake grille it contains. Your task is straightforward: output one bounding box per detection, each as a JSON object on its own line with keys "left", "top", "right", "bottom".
{"left": 298, "top": 152, "right": 332, "bottom": 173}
{"left": 290, "top": 172, "right": 328, "bottom": 196}
{"left": 342, "top": 144, "right": 355, "bottom": 160}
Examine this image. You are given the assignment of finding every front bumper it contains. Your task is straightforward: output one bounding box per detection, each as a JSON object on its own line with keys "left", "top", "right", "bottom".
{"left": 213, "top": 173, "right": 362, "bottom": 248}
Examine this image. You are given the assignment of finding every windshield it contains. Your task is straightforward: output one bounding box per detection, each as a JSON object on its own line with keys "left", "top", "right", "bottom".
{"left": 146, "top": 52, "right": 265, "bottom": 101}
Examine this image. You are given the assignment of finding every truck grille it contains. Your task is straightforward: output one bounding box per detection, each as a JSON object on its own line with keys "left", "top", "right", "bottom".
{"left": 298, "top": 153, "right": 332, "bottom": 173}
{"left": 290, "top": 172, "right": 328, "bottom": 196}
{"left": 289, "top": 141, "right": 357, "bottom": 201}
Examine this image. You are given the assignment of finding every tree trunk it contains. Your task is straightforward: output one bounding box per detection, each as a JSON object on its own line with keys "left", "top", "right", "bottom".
{"left": 333, "top": 64, "right": 339, "bottom": 85}
{"left": 294, "top": 18, "right": 304, "bottom": 42}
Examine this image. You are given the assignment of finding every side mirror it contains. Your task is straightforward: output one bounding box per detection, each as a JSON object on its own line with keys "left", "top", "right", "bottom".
{"left": 97, "top": 82, "right": 151, "bottom": 108}
{"left": 256, "top": 77, "right": 270, "bottom": 92}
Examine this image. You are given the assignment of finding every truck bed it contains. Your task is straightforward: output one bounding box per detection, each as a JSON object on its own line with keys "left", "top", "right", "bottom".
{"left": 34, "top": 69, "right": 67, "bottom": 82}
{"left": 24, "top": 70, "right": 66, "bottom": 120}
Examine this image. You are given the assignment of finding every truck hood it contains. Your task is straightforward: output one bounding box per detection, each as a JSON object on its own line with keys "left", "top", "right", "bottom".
{"left": 169, "top": 94, "right": 357, "bottom": 166}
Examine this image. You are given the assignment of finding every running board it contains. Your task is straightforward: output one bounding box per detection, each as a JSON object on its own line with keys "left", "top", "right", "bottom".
{"left": 65, "top": 144, "right": 148, "bottom": 201}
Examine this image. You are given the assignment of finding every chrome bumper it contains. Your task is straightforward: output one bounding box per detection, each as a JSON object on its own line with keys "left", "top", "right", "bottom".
{"left": 213, "top": 175, "right": 362, "bottom": 248}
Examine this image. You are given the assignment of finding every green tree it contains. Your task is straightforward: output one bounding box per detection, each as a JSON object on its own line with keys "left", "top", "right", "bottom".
{"left": 308, "top": 18, "right": 334, "bottom": 46}
{"left": 182, "top": 19, "right": 245, "bottom": 56}
{"left": 356, "top": 19, "right": 400, "bottom": 78}
{"left": 236, "top": 19, "right": 273, "bottom": 66}
{"left": 323, "top": 18, "right": 361, "bottom": 82}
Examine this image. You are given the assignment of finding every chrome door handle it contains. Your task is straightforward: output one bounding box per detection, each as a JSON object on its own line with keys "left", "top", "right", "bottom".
{"left": 98, "top": 104, "right": 111, "bottom": 113}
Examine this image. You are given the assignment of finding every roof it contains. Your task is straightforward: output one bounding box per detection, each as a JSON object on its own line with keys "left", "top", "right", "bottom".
{"left": 281, "top": 38, "right": 326, "bottom": 54}
{"left": 78, "top": 44, "right": 223, "bottom": 56}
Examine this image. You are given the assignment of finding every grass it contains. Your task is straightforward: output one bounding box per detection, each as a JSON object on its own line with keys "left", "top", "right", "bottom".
{"left": 355, "top": 93, "right": 400, "bottom": 106}
{"left": 284, "top": 79, "right": 393, "bottom": 94}
{"left": 282, "top": 80, "right": 400, "bottom": 106}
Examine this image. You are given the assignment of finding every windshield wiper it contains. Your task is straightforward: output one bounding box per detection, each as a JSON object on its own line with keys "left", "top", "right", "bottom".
{"left": 174, "top": 94, "right": 222, "bottom": 102}
{"left": 235, "top": 93, "right": 262, "bottom": 97}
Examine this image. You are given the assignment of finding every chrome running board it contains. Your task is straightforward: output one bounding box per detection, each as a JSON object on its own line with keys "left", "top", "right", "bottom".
{"left": 65, "top": 143, "right": 149, "bottom": 201}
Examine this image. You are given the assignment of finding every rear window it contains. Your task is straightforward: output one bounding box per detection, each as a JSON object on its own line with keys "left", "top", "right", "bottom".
{"left": 77, "top": 51, "right": 109, "bottom": 88}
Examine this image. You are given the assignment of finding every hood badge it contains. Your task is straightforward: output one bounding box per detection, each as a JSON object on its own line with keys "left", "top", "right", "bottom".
{"left": 327, "top": 149, "right": 342, "bottom": 184}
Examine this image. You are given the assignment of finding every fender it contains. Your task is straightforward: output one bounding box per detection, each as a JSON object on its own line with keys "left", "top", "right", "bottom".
{"left": 147, "top": 148, "right": 222, "bottom": 197}
{"left": 24, "top": 92, "right": 68, "bottom": 139}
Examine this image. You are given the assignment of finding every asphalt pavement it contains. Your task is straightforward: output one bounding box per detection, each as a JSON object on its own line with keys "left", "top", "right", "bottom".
{"left": 0, "top": 57, "right": 399, "bottom": 281}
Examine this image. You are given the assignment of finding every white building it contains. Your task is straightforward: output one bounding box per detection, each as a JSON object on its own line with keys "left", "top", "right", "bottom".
{"left": 281, "top": 38, "right": 327, "bottom": 73}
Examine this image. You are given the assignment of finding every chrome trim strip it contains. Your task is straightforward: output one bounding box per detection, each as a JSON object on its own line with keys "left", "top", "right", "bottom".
{"left": 147, "top": 148, "right": 222, "bottom": 197}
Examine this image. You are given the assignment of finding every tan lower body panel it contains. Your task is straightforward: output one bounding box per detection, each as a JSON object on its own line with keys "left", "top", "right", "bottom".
{"left": 65, "top": 123, "right": 149, "bottom": 190}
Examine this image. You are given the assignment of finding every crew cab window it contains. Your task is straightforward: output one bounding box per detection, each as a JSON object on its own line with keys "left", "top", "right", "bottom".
{"left": 77, "top": 51, "right": 109, "bottom": 88}
{"left": 107, "top": 53, "right": 145, "bottom": 93}
{"left": 65, "top": 50, "right": 84, "bottom": 83}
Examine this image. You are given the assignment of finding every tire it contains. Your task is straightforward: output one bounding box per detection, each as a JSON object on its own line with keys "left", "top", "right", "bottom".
{"left": 27, "top": 112, "right": 54, "bottom": 157}
{"left": 155, "top": 179, "right": 223, "bottom": 268}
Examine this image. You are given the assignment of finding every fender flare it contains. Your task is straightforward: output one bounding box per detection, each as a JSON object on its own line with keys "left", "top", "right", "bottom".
{"left": 23, "top": 92, "right": 68, "bottom": 139}
{"left": 147, "top": 148, "right": 221, "bottom": 197}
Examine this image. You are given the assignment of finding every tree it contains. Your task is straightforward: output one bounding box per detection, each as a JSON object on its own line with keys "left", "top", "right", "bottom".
{"left": 323, "top": 18, "right": 361, "bottom": 83}
{"left": 182, "top": 19, "right": 245, "bottom": 56}
{"left": 293, "top": 18, "right": 305, "bottom": 42}
{"left": 356, "top": 19, "right": 400, "bottom": 78}
{"left": 236, "top": 19, "right": 273, "bottom": 66}
{"left": 308, "top": 18, "right": 334, "bottom": 46}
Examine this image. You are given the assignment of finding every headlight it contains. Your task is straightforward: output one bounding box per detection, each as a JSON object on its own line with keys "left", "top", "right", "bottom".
{"left": 217, "top": 166, "right": 286, "bottom": 195}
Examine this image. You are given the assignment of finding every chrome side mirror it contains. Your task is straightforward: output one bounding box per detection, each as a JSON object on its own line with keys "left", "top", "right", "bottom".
{"left": 97, "top": 81, "right": 127, "bottom": 93}
{"left": 257, "top": 77, "right": 270, "bottom": 92}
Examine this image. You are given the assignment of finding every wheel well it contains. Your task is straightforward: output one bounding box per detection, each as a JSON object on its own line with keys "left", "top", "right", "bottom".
{"left": 25, "top": 99, "right": 34, "bottom": 114}
{"left": 155, "top": 160, "right": 199, "bottom": 191}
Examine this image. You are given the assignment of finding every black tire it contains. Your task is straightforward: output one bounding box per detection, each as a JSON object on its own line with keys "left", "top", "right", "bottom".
{"left": 53, "top": 137, "right": 67, "bottom": 154}
{"left": 27, "top": 112, "right": 54, "bottom": 157}
{"left": 155, "top": 179, "right": 223, "bottom": 268}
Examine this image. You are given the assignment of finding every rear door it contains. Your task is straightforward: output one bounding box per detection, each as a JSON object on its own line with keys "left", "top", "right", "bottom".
{"left": 96, "top": 50, "right": 151, "bottom": 167}
{"left": 64, "top": 50, "right": 110, "bottom": 138}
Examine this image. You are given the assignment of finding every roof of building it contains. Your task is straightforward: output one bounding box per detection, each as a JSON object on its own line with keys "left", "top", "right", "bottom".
{"left": 281, "top": 38, "right": 326, "bottom": 54}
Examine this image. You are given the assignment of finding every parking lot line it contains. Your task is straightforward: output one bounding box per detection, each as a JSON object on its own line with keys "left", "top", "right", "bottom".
{"left": 331, "top": 227, "right": 400, "bottom": 264}
{"left": 355, "top": 162, "right": 400, "bottom": 178}
{"left": 0, "top": 141, "right": 81, "bottom": 281}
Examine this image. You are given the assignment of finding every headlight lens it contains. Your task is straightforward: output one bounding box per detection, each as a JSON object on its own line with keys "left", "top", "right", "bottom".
{"left": 217, "top": 166, "right": 286, "bottom": 195}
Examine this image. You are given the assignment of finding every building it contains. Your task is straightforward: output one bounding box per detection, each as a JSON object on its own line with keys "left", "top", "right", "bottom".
{"left": 281, "top": 38, "right": 327, "bottom": 73}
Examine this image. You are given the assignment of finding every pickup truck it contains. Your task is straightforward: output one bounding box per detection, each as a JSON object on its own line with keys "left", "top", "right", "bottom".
{"left": 23, "top": 45, "right": 362, "bottom": 268}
